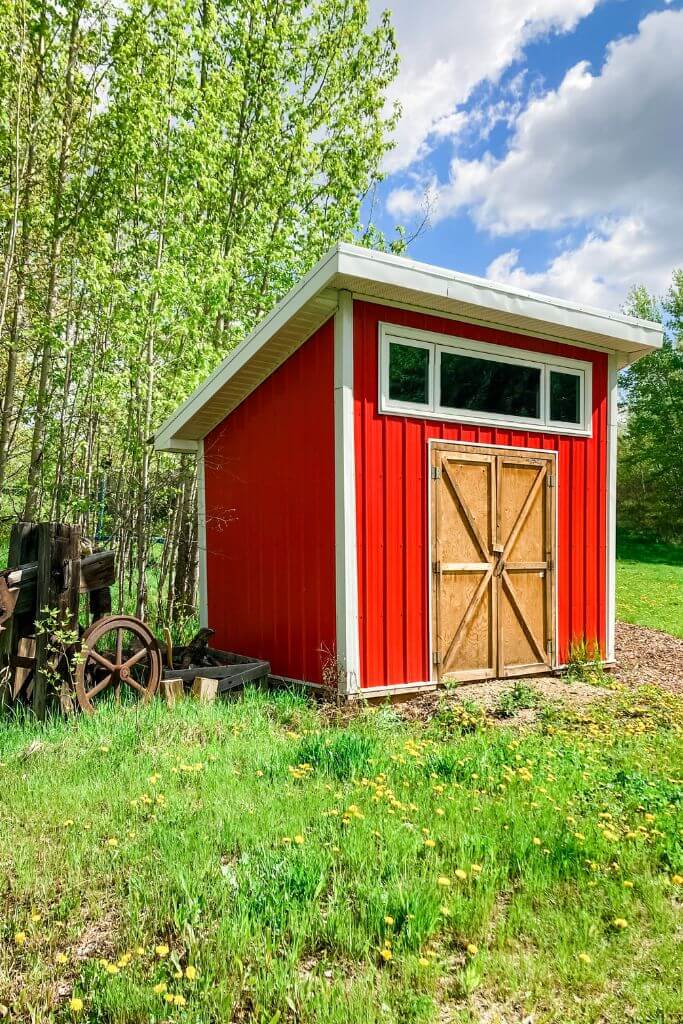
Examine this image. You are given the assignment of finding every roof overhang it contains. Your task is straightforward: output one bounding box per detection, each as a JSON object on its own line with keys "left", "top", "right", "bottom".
{"left": 155, "top": 243, "right": 664, "bottom": 452}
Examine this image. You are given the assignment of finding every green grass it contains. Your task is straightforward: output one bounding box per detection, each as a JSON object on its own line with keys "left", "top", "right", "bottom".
{"left": 0, "top": 688, "right": 681, "bottom": 1023}
{"left": 616, "top": 533, "right": 683, "bottom": 638}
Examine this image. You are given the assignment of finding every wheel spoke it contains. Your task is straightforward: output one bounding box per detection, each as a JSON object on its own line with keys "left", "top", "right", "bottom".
{"left": 121, "top": 647, "right": 149, "bottom": 672}
{"left": 86, "top": 673, "right": 112, "bottom": 699}
{"left": 88, "top": 648, "right": 116, "bottom": 672}
{"left": 125, "top": 676, "right": 147, "bottom": 695}
{"left": 116, "top": 627, "right": 123, "bottom": 666}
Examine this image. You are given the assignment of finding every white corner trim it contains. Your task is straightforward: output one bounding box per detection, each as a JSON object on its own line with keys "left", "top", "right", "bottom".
{"left": 606, "top": 354, "right": 618, "bottom": 662}
{"left": 196, "top": 439, "right": 209, "bottom": 629}
{"left": 334, "top": 289, "right": 361, "bottom": 695}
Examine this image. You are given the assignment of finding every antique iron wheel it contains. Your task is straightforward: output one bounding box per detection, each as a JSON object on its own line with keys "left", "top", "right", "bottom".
{"left": 75, "top": 615, "right": 162, "bottom": 714}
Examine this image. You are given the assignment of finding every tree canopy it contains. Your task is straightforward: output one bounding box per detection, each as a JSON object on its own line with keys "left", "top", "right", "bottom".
{"left": 0, "top": 0, "right": 399, "bottom": 623}
{"left": 618, "top": 271, "right": 683, "bottom": 543}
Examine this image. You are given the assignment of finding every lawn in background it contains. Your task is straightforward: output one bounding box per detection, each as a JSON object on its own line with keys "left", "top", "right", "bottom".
{"left": 616, "top": 532, "right": 683, "bottom": 638}
{"left": 0, "top": 688, "right": 681, "bottom": 1023}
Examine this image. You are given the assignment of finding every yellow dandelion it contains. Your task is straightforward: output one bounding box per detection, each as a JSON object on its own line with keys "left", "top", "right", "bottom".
{"left": 164, "top": 993, "right": 174, "bottom": 1004}
{"left": 470, "top": 863, "right": 482, "bottom": 873}
{"left": 104, "top": 963, "right": 119, "bottom": 975}
{"left": 418, "top": 956, "right": 430, "bottom": 966}
{"left": 14, "top": 931, "right": 26, "bottom": 946}
{"left": 379, "top": 948, "right": 392, "bottom": 961}
{"left": 106, "top": 837, "right": 118, "bottom": 848}
{"left": 532, "top": 837, "right": 541, "bottom": 846}
{"left": 672, "top": 874, "right": 683, "bottom": 885}
{"left": 173, "top": 995, "right": 186, "bottom": 1007}
{"left": 185, "top": 965, "right": 198, "bottom": 980}
{"left": 435, "top": 808, "right": 445, "bottom": 816}
{"left": 69, "top": 998, "right": 84, "bottom": 1013}
{"left": 294, "top": 834, "right": 305, "bottom": 845}
{"left": 30, "top": 912, "right": 41, "bottom": 923}
{"left": 437, "top": 875, "right": 451, "bottom": 887}
{"left": 155, "top": 944, "right": 170, "bottom": 957}
{"left": 439, "top": 905, "right": 450, "bottom": 916}
{"left": 153, "top": 982, "right": 167, "bottom": 994}
{"left": 55, "top": 952, "right": 69, "bottom": 965}
{"left": 612, "top": 918, "right": 628, "bottom": 930}
{"left": 466, "top": 943, "right": 478, "bottom": 956}
{"left": 622, "top": 880, "right": 634, "bottom": 889}
{"left": 578, "top": 952, "right": 592, "bottom": 964}
{"left": 384, "top": 915, "right": 394, "bottom": 926}
{"left": 424, "top": 838, "right": 436, "bottom": 848}
{"left": 454, "top": 868, "right": 468, "bottom": 881}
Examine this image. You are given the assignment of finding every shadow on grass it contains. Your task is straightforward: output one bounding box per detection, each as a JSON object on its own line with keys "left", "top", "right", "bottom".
{"left": 617, "top": 531, "right": 683, "bottom": 566}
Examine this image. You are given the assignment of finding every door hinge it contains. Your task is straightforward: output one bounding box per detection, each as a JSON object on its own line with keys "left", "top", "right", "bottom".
{"left": 547, "top": 559, "right": 554, "bottom": 572}
{"left": 432, "top": 560, "right": 441, "bottom": 575}
{"left": 431, "top": 465, "right": 441, "bottom": 480}
{"left": 546, "top": 639, "right": 553, "bottom": 657}
{"left": 547, "top": 473, "right": 554, "bottom": 487}
{"left": 432, "top": 650, "right": 441, "bottom": 667}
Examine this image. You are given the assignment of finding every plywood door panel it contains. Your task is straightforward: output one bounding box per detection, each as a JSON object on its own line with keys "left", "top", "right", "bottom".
{"left": 432, "top": 448, "right": 497, "bottom": 681}
{"left": 432, "top": 444, "right": 555, "bottom": 683}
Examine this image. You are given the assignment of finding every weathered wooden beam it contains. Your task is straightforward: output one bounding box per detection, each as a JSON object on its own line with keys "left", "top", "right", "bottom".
{"left": 33, "top": 524, "right": 81, "bottom": 720}
{"left": 1, "top": 549, "right": 115, "bottom": 616}
{"left": 163, "top": 660, "right": 270, "bottom": 684}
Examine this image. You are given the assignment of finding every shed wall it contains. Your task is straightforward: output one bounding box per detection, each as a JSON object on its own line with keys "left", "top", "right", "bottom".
{"left": 203, "top": 318, "right": 336, "bottom": 684}
{"left": 353, "top": 300, "right": 608, "bottom": 688}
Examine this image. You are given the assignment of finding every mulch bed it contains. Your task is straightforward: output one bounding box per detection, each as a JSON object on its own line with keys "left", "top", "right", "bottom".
{"left": 613, "top": 621, "right": 683, "bottom": 694}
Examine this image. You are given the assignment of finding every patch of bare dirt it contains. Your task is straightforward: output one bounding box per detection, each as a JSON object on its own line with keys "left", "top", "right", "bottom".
{"left": 388, "top": 674, "right": 610, "bottom": 730}
{"left": 613, "top": 621, "right": 683, "bottom": 694}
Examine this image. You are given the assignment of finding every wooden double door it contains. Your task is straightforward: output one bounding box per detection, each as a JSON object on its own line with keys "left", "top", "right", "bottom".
{"left": 431, "top": 444, "right": 555, "bottom": 682}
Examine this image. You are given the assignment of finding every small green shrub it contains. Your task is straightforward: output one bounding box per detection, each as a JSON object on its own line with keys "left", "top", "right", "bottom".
{"left": 566, "top": 637, "right": 609, "bottom": 686}
{"left": 494, "top": 681, "right": 540, "bottom": 718}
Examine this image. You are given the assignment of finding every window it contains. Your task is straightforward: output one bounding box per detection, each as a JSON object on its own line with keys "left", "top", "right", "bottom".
{"left": 379, "top": 323, "right": 592, "bottom": 436}
{"left": 440, "top": 351, "right": 541, "bottom": 420}
{"left": 549, "top": 370, "right": 581, "bottom": 425}
{"left": 388, "top": 341, "right": 430, "bottom": 405}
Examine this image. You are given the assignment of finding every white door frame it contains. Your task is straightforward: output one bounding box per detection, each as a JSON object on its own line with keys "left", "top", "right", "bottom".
{"left": 427, "top": 438, "right": 559, "bottom": 682}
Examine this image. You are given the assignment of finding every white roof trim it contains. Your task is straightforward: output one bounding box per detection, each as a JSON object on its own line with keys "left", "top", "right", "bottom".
{"left": 155, "top": 242, "right": 663, "bottom": 451}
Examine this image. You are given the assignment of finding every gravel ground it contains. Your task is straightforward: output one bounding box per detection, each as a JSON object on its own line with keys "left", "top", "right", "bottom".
{"left": 613, "top": 620, "right": 683, "bottom": 694}
{"left": 351, "top": 621, "right": 683, "bottom": 728}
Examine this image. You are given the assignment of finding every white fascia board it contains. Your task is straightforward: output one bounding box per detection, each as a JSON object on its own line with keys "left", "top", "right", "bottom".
{"left": 154, "top": 242, "right": 663, "bottom": 450}
{"left": 335, "top": 244, "right": 664, "bottom": 354}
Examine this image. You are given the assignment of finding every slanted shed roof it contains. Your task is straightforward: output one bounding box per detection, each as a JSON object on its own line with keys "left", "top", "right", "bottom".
{"left": 154, "top": 243, "right": 664, "bottom": 452}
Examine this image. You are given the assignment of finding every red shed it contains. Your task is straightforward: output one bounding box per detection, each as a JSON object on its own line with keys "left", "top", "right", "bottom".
{"left": 155, "top": 245, "right": 662, "bottom": 698}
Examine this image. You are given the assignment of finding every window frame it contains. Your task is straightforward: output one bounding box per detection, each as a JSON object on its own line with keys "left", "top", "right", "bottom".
{"left": 380, "top": 330, "right": 434, "bottom": 415}
{"left": 378, "top": 322, "right": 592, "bottom": 437}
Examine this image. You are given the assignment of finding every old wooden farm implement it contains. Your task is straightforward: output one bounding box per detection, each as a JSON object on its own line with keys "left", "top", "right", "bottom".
{"left": 1, "top": 521, "right": 269, "bottom": 719}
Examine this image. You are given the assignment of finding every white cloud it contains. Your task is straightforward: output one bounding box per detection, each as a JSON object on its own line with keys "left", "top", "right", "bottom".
{"left": 373, "top": 0, "right": 599, "bottom": 173}
{"left": 487, "top": 215, "right": 680, "bottom": 308}
{"left": 389, "top": 8, "right": 683, "bottom": 307}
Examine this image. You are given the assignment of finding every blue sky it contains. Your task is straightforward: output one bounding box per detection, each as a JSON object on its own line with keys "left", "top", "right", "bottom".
{"left": 364, "top": 0, "right": 683, "bottom": 310}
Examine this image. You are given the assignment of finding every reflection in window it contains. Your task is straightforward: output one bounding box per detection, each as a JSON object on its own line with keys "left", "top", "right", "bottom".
{"left": 440, "top": 352, "right": 541, "bottom": 420}
{"left": 388, "top": 342, "right": 430, "bottom": 405}
{"left": 549, "top": 370, "right": 581, "bottom": 424}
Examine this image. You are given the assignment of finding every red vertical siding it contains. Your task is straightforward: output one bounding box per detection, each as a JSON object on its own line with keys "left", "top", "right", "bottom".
{"left": 204, "top": 319, "right": 336, "bottom": 683}
{"left": 354, "top": 300, "right": 608, "bottom": 688}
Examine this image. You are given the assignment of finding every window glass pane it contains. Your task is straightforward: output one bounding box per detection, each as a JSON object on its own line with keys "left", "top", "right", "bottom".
{"left": 388, "top": 342, "right": 430, "bottom": 404}
{"left": 440, "top": 352, "right": 540, "bottom": 419}
{"left": 549, "top": 370, "right": 581, "bottom": 424}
